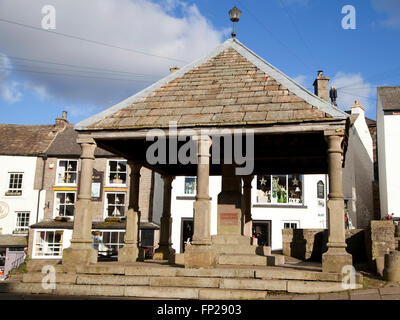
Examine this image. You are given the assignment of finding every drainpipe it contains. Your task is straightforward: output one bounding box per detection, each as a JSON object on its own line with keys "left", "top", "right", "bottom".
{"left": 36, "top": 154, "right": 47, "bottom": 224}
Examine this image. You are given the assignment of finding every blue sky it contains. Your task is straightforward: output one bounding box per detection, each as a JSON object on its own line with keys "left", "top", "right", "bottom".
{"left": 0, "top": 0, "right": 399, "bottom": 125}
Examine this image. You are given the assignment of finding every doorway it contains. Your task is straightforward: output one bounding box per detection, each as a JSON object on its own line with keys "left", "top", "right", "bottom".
{"left": 181, "top": 218, "right": 193, "bottom": 253}
{"left": 252, "top": 220, "right": 272, "bottom": 247}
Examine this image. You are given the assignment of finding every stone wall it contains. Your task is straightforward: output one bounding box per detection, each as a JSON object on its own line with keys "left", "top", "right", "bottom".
{"left": 282, "top": 228, "right": 366, "bottom": 263}
{"left": 365, "top": 220, "right": 395, "bottom": 275}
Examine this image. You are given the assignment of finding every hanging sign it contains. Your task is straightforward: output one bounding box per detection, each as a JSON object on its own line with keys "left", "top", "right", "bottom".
{"left": 91, "top": 169, "right": 103, "bottom": 201}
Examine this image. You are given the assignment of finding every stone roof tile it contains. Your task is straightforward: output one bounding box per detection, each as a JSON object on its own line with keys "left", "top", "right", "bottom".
{"left": 77, "top": 39, "right": 347, "bottom": 131}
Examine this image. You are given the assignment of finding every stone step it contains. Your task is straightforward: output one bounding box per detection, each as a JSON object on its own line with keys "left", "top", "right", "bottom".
{"left": 211, "top": 235, "right": 252, "bottom": 246}
{"left": 218, "top": 254, "right": 267, "bottom": 266}
{"left": 217, "top": 254, "right": 285, "bottom": 266}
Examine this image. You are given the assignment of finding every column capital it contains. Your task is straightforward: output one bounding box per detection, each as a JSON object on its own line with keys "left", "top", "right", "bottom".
{"left": 77, "top": 138, "right": 96, "bottom": 160}
{"left": 325, "top": 135, "right": 344, "bottom": 155}
{"left": 242, "top": 175, "right": 254, "bottom": 188}
{"left": 76, "top": 136, "right": 96, "bottom": 145}
{"left": 161, "top": 175, "right": 175, "bottom": 185}
{"left": 128, "top": 161, "right": 142, "bottom": 175}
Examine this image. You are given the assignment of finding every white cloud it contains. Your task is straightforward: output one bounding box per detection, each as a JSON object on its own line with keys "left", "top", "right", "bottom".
{"left": 0, "top": 0, "right": 226, "bottom": 109}
{"left": 331, "top": 72, "right": 375, "bottom": 111}
{"left": 371, "top": 0, "right": 400, "bottom": 28}
{"left": 292, "top": 74, "right": 308, "bottom": 87}
{"left": 0, "top": 54, "right": 23, "bottom": 103}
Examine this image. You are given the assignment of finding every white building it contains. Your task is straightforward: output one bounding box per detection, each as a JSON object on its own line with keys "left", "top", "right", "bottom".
{"left": 377, "top": 87, "right": 400, "bottom": 218}
{"left": 0, "top": 123, "right": 61, "bottom": 276}
{"left": 168, "top": 102, "right": 376, "bottom": 252}
{"left": 342, "top": 101, "right": 375, "bottom": 228}
{"left": 171, "top": 174, "right": 328, "bottom": 252}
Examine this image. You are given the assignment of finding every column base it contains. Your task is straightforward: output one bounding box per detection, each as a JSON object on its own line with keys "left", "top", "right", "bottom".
{"left": 184, "top": 245, "right": 217, "bottom": 269}
{"left": 153, "top": 245, "right": 175, "bottom": 263}
{"left": 118, "top": 245, "right": 144, "bottom": 263}
{"left": 322, "top": 249, "right": 353, "bottom": 273}
{"left": 383, "top": 251, "right": 400, "bottom": 282}
{"left": 62, "top": 246, "right": 97, "bottom": 265}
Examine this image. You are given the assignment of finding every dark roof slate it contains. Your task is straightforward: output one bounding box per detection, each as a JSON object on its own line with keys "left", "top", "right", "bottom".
{"left": 0, "top": 124, "right": 57, "bottom": 156}
{"left": 46, "top": 125, "right": 114, "bottom": 157}
{"left": 378, "top": 87, "right": 400, "bottom": 111}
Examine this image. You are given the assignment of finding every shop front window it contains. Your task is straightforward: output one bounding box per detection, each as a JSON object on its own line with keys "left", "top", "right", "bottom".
{"left": 34, "top": 230, "right": 63, "bottom": 257}
{"left": 257, "top": 174, "right": 303, "bottom": 205}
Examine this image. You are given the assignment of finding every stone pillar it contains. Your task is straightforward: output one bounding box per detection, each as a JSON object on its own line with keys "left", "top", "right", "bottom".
{"left": 322, "top": 134, "right": 353, "bottom": 273}
{"left": 217, "top": 165, "right": 243, "bottom": 236}
{"left": 62, "top": 138, "right": 97, "bottom": 265}
{"left": 192, "top": 135, "right": 212, "bottom": 245}
{"left": 184, "top": 135, "right": 215, "bottom": 268}
{"left": 242, "top": 175, "right": 254, "bottom": 238}
{"left": 153, "top": 175, "right": 175, "bottom": 262}
{"left": 118, "top": 162, "right": 143, "bottom": 263}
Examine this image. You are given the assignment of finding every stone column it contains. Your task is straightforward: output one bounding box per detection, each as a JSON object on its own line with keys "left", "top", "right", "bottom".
{"left": 217, "top": 165, "right": 242, "bottom": 236}
{"left": 242, "top": 175, "right": 254, "bottom": 239}
{"left": 184, "top": 135, "right": 215, "bottom": 268}
{"left": 322, "top": 134, "right": 353, "bottom": 273}
{"left": 153, "top": 175, "right": 175, "bottom": 262}
{"left": 118, "top": 162, "right": 143, "bottom": 262}
{"left": 62, "top": 138, "right": 97, "bottom": 265}
{"left": 192, "top": 135, "right": 212, "bottom": 245}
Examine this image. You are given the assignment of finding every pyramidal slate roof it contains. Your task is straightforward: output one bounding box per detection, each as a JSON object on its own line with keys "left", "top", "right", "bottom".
{"left": 76, "top": 38, "right": 348, "bottom": 131}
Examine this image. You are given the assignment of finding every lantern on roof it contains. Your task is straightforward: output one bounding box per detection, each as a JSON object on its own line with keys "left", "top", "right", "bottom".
{"left": 229, "top": 6, "right": 242, "bottom": 38}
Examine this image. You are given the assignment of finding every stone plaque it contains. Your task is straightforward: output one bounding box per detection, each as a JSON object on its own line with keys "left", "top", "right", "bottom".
{"left": 220, "top": 212, "right": 238, "bottom": 226}
{"left": 0, "top": 202, "right": 9, "bottom": 219}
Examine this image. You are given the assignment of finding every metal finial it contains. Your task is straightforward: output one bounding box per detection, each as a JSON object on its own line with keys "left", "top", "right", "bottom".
{"left": 229, "top": 6, "right": 242, "bottom": 38}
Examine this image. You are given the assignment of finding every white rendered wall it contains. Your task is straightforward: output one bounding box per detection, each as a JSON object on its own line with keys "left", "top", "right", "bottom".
{"left": 380, "top": 112, "right": 400, "bottom": 217}
{"left": 0, "top": 156, "right": 40, "bottom": 235}
{"left": 343, "top": 106, "right": 374, "bottom": 228}
{"left": 171, "top": 174, "right": 327, "bottom": 253}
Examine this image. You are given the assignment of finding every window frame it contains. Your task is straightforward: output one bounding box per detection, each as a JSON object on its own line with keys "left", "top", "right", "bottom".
{"left": 256, "top": 174, "right": 304, "bottom": 206}
{"left": 55, "top": 159, "right": 79, "bottom": 186}
{"left": 6, "top": 172, "right": 24, "bottom": 196}
{"left": 183, "top": 176, "right": 197, "bottom": 195}
{"left": 317, "top": 180, "right": 325, "bottom": 199}
{"left": 33, "top": 229, "right": 64, "bottom": 259}
{"left": 15, "top": 212, "right": 30, "bottom": 233}
{"left": 92, "top": 230, "right": 126, "bottom": 256}
{"left": 283, "top": 221, "right": 300, "bottom": 229}
{"left": 106, "top": 159, "right": 128, "bottom": 186}
{"left": 53, "top": 191, "right": 76, "bottom": 219}
{"left": 104, "top": 192, "right": 126, "bottom": 218}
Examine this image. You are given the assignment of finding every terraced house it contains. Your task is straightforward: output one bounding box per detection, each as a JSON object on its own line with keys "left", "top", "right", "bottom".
{"left": 26, "top": 114, "right": 159, "bottom": 261}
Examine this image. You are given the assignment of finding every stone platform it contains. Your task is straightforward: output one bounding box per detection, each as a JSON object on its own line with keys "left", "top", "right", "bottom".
{"left": 0, "top": 260, "right": 363, "bottom": 300}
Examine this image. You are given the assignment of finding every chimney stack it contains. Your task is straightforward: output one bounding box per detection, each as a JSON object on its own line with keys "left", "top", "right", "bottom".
{"left": 55, "top": 110, "right": 69, "bottom": 128}
{"left": 351, "top": 100, "right": 365, "bottom": 116}
{"left": 313, "top": 70, "right": 330, "bottom": 102}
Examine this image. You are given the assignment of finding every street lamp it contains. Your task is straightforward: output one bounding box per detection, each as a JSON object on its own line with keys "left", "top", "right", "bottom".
{"left": 229, "top": 6, "right": 242, "bottom": 38}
